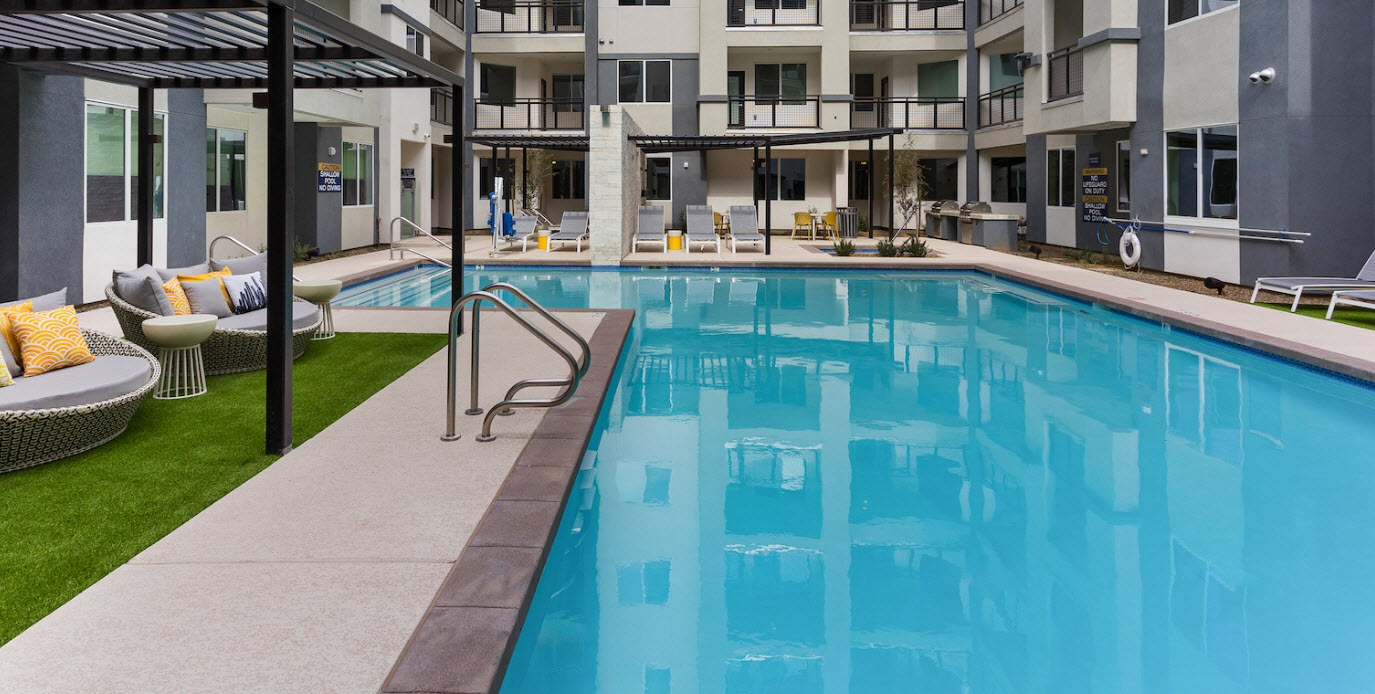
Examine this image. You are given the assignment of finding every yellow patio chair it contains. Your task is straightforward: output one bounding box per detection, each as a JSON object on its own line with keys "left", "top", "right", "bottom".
{"left": 820, "top": 211, "right": 838, "bottom": 240}
{"left": 714, "top": 211, "right": 728, "bottom": 237}
{"left": 792, "top": 211, "right": 813, "bottom": 239}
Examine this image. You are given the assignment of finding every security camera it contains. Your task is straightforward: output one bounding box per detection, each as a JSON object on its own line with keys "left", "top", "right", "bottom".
{"left": 1249, "top": 67, "right": 1276, "bottom": 84}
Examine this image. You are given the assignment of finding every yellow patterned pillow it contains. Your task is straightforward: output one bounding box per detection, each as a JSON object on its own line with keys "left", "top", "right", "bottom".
{"left": 0, "top": 300, "right": 33, "bottom": 363}
{"left": 11, "top": 306, "right": 95, "bottom": 377}
{"left": 163, "top": 278, "right": 192, "bottom": 316}
{"left": 0, "top": 361, "right": 12, "bottom": 387}
{"left": 178, "top": 268, "right": 232, "bottom": 304}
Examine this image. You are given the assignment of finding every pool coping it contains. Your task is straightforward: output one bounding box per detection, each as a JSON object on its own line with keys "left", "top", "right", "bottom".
{"left": 378, "top": 308, "right": 635, "bottom": 694}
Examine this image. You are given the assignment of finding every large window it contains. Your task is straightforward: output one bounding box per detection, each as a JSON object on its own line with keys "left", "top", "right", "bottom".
{"left": 619, "top": 60, "right": 671, "bottom": 103}
{"left": 990, "top": 157, "right": 1027, "bottom": 203}
{"left": 753, "top": 158, "right": 805, "bottom": 201}
{"left": 405, "top": 25, "right": 424, "bottom": 56}
{"left": 1168, "top": 0, "right": 1236, "bottom": 25}
{"left": 1117, "top": 141, "right": 1132, "bottom": 212}
{"left": 849, "top": 160, "right": 871, "bottom": 199}
{"left": 851, "top": 73, "right": 874, "bottom": 111}
{"left": 1046, "top": 147, "right": 1076, "bottom": 207}
{"left": 480, "top": 63, "right": 516, "bottom": 104}
{"left": 552, "top": 74, "right": 584, "bottom": 112}
{"left": 755, "top": 63, "right": 806, "bottom": 103}
{"left": 342, "top": 141, "right": 374, "bottom": 207}
{"left": 1167, "top": 126, "right": 1237, "bottom": 220}
{"left": 551, "top": 159, "right": 586, "bottom": 200}
{"left": 205, "top": 127, "right": 245, "bottom": 213}
{"left": 481, "top": 157, "right": 516, "bottom": 198}
{"left": 917, "top": 60, "right": 959, "bottom": 98}
{"left": 86, "top": 104, "right": 166, "bottom": 223}
{"left": 921, "top": 158, "right": 959, "bottom": 201}
{"left": 645, "top": 157, "right": 671, "bottom": 201}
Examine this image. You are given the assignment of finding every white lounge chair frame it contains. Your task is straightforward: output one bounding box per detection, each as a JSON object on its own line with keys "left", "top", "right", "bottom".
{"left": 548, "top": 211, "right": 590, "bottom": 252}
{"left": 684, "top": 205, "right": 721, "bottom": 254}
{"left": 1250, "top": 250, "right": 1375, "bottom": 311}
{"left": 1326, "top": 289, "right": 1375, "bottom": 320}
{"left": 634, "top": 205, "right": 668, "bottom": 253}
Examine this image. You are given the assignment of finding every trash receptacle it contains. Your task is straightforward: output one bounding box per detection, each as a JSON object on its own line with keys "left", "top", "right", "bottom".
{"left": 836, "top": 207, "right": 859, "bottom": 238}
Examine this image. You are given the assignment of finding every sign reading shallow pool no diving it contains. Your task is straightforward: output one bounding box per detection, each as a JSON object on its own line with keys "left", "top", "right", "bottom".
{"left": 318, "top": 163, "right": 342, "bottom": 194}
{"left": 1082, "top": 166, "right": 1109, "bottom": 223}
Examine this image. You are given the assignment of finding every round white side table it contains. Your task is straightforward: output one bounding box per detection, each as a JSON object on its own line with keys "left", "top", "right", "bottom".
{"left": 142, "top": 314, "right": 217, "bottom": 400}
{"left": 294, "top": 280, "right": 343, "bottom": 340}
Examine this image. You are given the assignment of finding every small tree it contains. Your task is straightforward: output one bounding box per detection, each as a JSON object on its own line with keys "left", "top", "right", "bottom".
{"left": 516, "top": 149, "right": 555, "bottom": 212}
{"left": 876, "top": 135, "right": 928, "bottom": 241}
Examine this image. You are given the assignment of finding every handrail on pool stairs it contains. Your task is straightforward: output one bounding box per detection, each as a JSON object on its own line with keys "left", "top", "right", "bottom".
{"left": 388, "top": 216, "right": 453, "bottom": 268}
{"left": 442, "top": 283, "right": 591, "bottom": 442}
{"left": 209, "top": 235, "right": 299, "bottom": 281}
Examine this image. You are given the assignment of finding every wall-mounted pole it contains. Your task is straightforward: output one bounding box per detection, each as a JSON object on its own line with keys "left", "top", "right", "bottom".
{"left": 265, "top": 2, "right": 295, "bottom": 455}
{"left": 136, "top": 87, "right": 155, "bottom": 267}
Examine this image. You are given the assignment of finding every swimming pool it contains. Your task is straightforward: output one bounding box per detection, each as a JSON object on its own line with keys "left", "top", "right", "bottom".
{"left": 343, "top": 265, "right": 1375, "bottom": 693}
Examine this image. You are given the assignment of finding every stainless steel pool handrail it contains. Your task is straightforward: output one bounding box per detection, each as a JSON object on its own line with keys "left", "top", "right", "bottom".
{"left": 388, "top": 217, "right": 455, "bottom": 267}
{"left": 393, "top": 246, "right": 453, "bottom": 268}
{"left": 481, "top": 283, "right": 590, "bottom": 414}
{"left": 209, "top": 234, "right": 299, "bottom": 280}
{"left": 442, "top": 289, "right": 582, "bottom": 442}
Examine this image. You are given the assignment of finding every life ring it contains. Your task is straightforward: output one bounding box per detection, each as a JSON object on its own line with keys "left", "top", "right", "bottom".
{"left": 1119, "top": 229, "right": 1142, "bottom": 268}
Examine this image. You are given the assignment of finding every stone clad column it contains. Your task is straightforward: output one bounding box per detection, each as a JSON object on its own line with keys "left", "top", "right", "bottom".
{"left": 588, "top": 105, "right": 645, "bottom": 265}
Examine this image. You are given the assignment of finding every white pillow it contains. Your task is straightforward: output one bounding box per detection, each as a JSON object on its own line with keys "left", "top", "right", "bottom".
{"left": 222, "top": 272, "right": 267, "bottom": 314}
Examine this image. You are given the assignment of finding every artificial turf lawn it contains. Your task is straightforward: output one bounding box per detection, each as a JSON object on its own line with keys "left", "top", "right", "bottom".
{"left": 0, "top": 331, "right": 446, "bottom": 645}
{"left": 1259, "top": 303, "right": 1375, "bottom": 331}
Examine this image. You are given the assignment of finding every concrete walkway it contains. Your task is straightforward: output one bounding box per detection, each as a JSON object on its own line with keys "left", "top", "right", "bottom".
{"left": 0, "top": 308, "right": 601, "bottom": 693}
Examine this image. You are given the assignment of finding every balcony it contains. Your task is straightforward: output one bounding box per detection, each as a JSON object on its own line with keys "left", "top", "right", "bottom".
{"left": 431, "top": 88, "right": 455, "bottom": 126}
{"left": 1046, "top": 45, "right": 1083, "bottom": 102}
{"left": 728, "top": 95, "right": 821, "bottom": 129}
{"left": 431, "top": 0, "right": 464, "bottom": 29}
{"left": 849, "top": 0, "right": 964, "bottom": 31}
{"left": 474, "top": 98, "right": 584, "bottom": 131}
{"left": 977, "top": 84, "right": 1022, "bottom": 127}
{"left": 978, "top": 0, "right": 1020, "bottom": 24}
{"left": 475, "top": 1, "right": 583, "bottom": 33}
{"left": 849, "top": 96, "right": 964, "bottom": 130}
{"left": 728, "top": 0, "right": 820, "bottom": 27}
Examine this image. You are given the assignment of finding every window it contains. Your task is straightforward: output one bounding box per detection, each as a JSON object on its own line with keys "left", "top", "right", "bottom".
{"left": 1168, "top": 0, "right": 1236, "bottom": 25}
{"left": 552, "top": 74, "right": 584, "bottom": 112}
{"left": 755, "top": 63, "right": 806, "bottom": 103}
{"left": 755, "top": 0, "right": 807, "bottom": 9}
{"left": 1167, "top": 126, "right": 1237, "bottom": 220}
{"left": 1046, "top": 147, "right": 1076, "bottom": 207}
{"left": 342, "top": 141, "right": 374, "bottom": 206}
{"left": 551, "top": 159, "right": 586, "bottom": 200}
{"left": 849, "top": 160, "right": 871, "bottom": 199}
{"left": 86, "top": 104, "right": 166, "bottom": 223}
{"left": 917, "top": 60, "right": 959, "bottom": 98}
{"left": 645, "top": 157, "right": 671, "bottom": 200}
{"left": 618, "top": 60, "right": 671, "bottom": 103}
{"left": 921, "top": 158, "right": 959, "bottom": 201}
{"left": 619, "top": 0, "right": 669, "bottom": 5}
{"left": 405, "top": 25, "right": 424, "bottom": 56}
{"left": 1116, "top": 141, "right": 1131, "bottom": 212}
{"left": 990, "top": 157, "right": 1027, "bottom": 203}
{"left": 990, "top": 53, "right": 1023, "bottom": 90}
{"left": 754, "top": 157, "right": 805, "bottom": 201}
{"left": 205, "top": 126, "right": 245, "bottom": 213}
{"left": 480, "top": 63, "right": 516, "bottom": 104}
{"left": 481, "top": 158, "right": 515, "bottom": 198}
{"left": 852, "top": 73, "right": 874, "bottom": 111}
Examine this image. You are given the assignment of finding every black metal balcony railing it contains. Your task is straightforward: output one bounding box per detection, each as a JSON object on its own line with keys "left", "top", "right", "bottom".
{"left": 474, "top": 98, "right": 585, "bottom": 130}
{"left": 849, "top": 96, "right": 965, "bottom": 130}
{"left": 475, "top": 1, "right": 583, "bottom": 33}
{"left": 978, "top": 0, "right": 1021, "bottom": 24}
{"left": 431, "top": 0, "right": 464, "bottom": 29}
{"left": 431, "top": 88, "right": 454, "bottom": 126}
{"left": 1047, "top": 45, "right": 1084, "bottom": 102}
{"left": 977, "top": 83, "right": 1022, "bottom": 127}
{"left": 728, "top": 0, "right": 821, "bottom": 26}
{"left": 728, "top": 95, "right": 821, "bottom": 129}
{"left": 849, "top": 0, "right": 964, "bottom": 31}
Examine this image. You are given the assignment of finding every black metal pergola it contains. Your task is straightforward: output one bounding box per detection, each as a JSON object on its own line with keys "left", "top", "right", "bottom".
{"left": 465, "top": 134, "right": 589, "bottom": 214}
{"left": 632, "top": 128, "right": 902, "bottom": 252}
{"left": 0, "top": 0, "right": 464, "bottom": 455}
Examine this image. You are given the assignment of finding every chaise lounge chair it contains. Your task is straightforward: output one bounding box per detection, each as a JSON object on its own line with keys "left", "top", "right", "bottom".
{"left": 685, "top": 205, "right": 721, "bottom": 253}
{"left": 507, "top": 215, "right": 537, "bottom": 251}
{"left": 548, "top": 211, "right": 590, "bottom": 252}
{"left": 634, "top": 206, "right": 668, "bottom": 253}
{"left": 1325, "top": 289, "right": 1375, "bottom": 320}
{"left": 1250, "top": 249, "right": 1375, "bottom": 311}
{"left": 727, "top": 205, "right": 766, "bottom": 254}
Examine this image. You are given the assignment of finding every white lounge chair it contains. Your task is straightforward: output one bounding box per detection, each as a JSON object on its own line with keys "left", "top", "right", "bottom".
{"left": 507, "top": 215, "right": 537, "bottom": 251}
{"left": 548, "top": 211, "right": 590, "bottom": 252}
{"left": 727, "top": 205, "right": 766, "bottom": 254}
{"left": 634, "top": 206, "right": 668, "bottom": 253}
{"left": 1326, "top": 289, "right": 1375, "bottom": 320}
{"left": 1250, "top": 250, "right": 1375, "bottom": 311}
{"left": 685, "top": 205, "right": 721, "bottom": 253}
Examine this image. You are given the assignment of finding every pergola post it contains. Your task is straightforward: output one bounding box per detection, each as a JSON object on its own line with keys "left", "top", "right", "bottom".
{"left": 887, "top": 133, "right": 895, "bottom": 241}
{"left": 503, "top": 145, "right": 512, "bottom": 213}
{"left": 452, "top": 85, "right": 464, "bottom": 300}
{"left": 136, "top": 86, "right": 155, "bottom": 267}
{"left": 764, "top": 143, "right": 772, "bottom": 256}
{"left": 520, "top": 147, "right": 527, "bottom": 210}
{"left": 751, "top": 145, "right": 759, "bottom": 214}
{"left": 265, "top": 3, "right": 295, "bottom": 455}
{"left": 867, "top": 139, "right": 874, "bottom": 239}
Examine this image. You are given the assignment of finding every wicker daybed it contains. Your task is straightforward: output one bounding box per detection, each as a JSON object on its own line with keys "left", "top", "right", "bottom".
{"left": 0, "top": 330, "right": 160, "bottom": 473}
{"left": 106, "top": 285, "right": 321, "bottom": 376}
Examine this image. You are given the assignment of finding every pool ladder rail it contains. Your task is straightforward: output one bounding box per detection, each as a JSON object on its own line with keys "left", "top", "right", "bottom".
{"left": 443, "top": 282, "right": 591, "bottom": 442}
{"left": 388, "top": 216, "right": 453, "bottom": 268}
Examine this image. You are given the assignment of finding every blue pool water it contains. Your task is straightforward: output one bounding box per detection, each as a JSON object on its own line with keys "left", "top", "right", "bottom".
{"left": 341, "top": 265, "right": 1375, "bottom": 693}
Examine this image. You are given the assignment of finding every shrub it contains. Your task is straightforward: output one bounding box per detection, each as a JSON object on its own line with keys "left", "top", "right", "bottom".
{"left": 900, "top": 237, "right": 929, "bottom": 258}
{"left": 876, "top": 239, "right": 899, "bottom": 257}
{"left": 833, "top": 240, "right": 856, "bottom": 257}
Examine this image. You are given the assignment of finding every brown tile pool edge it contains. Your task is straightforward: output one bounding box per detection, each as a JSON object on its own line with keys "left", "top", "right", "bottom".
{"left": 379, "top": 308, "right": 635, "bottom": 694}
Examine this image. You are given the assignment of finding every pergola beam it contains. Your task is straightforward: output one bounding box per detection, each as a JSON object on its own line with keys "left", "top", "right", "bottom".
{"left": 0, "top": 0, "right": 259, "bottom": 12}
{"left": 0, "top": 45, "right": 377, "bottom": 63}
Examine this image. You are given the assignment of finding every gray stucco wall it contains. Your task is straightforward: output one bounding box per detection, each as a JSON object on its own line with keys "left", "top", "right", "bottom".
{"left": 671, "top": 59, "right": 705, "bottom": 221}
{"left": 0, "top": 68, "right": 84, "bottom": 303}
{"left": 1128, "top": 0, "right": 1166, "bottom": 272}
{"left": 166, "top": 89, "right": 207, "bottom": 268}
{"left": 292, "top": 124, "right": 345, "bottom": 256}
{"left": 1024, "top": 135, "right": 1048, "bottom": 243}
{"left": 964, "top": 0, "right": 980, "bottom": 201}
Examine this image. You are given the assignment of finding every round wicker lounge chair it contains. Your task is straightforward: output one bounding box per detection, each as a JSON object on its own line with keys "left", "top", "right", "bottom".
{"left": 105, "top": 284, "right": 321, "bottom": 376}
{"left": 0, "top": 330, "right": 160, "bottom": 473}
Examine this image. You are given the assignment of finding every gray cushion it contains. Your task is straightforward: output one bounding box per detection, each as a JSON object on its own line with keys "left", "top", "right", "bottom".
{"left": 155, "top": 262, "right": 211, "bottom": 282}
{"left": 210, "top": 252, "right": 268, "bottom": 278}
{"left": 1, "top": 337, "right": 19, "bottom": 379}
{"left": 2, "top": 287, "right": 68, "bottom": 312}
{"left": 216, "top": 302, "right": 319, "bottom": 331}
{"left": 113, "top": 266, "right": 174, "bottom": 316}
{"left": 0, "top": 355, "right": 152, "bottom": 411}
{"left": 181, "top": 277, "right": 233, "bottom": 318}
